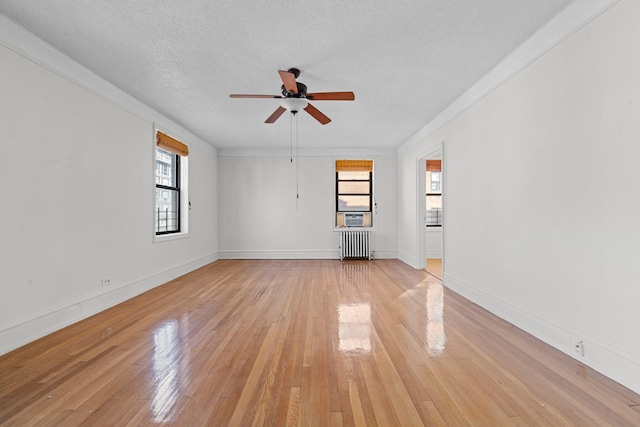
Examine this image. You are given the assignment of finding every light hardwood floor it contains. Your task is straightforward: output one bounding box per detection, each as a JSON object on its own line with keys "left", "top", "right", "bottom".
{"left": 1, "top": 259, "right": 639, "bottom": 426}
{"left": 426, "top": 258, "right": 442, "bottom": 279}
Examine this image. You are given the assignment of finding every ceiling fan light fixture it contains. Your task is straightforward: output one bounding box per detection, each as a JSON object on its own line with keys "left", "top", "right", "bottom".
{"left": 280, "top": 97, "right": 308, "bottom": 113}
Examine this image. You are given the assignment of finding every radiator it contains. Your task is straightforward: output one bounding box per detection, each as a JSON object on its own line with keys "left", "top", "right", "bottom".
{"left": 339, "top": 230, "right": 372, "bottom": 260}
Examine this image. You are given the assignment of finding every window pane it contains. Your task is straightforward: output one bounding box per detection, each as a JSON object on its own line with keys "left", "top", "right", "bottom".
{"left": 338, "top": 195, "right": 370, "bottom": 211}
{"left": 338, "top": 181, "right": 370, "bottom": 194}
{"left": 338, "top": 171, "right": 369, "bottom": 180}
{"left": 156, "top": 148, "right": 177, "bottom": 187}
{"left": 155, "top": 188, "right": 179, "bottom": 233}
{"left": 430, "top": 172, "right": 441, "bottom": 191}
{"left": 427, "top": 171, "right": 442, "bottom": 192}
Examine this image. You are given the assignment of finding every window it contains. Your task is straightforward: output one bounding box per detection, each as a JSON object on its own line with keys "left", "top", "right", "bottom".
{"left": 155, "top": 130, "right": 188, "bottom": 236}
{"left": 336, "top": 160, "right": 373, "bottom": 227}
{"left": 430, "top": 171, "right": 441, "bottom": 191}
{"left": 426, "top": 160, "right": 442, "bottom": 227}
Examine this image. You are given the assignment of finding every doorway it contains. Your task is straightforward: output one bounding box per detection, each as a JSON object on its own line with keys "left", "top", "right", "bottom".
{"left": 417, "top": 145, "right": 444, "bottom": 278}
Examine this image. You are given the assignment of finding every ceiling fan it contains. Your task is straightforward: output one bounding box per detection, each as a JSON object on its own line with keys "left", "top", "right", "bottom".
{"left": 229, "top": 68, "right": 355, "bottom": 125}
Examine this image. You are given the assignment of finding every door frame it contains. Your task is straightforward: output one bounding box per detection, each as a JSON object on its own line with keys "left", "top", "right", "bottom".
{"left": 416, "top": 142, "right": 444, "bottom": 272}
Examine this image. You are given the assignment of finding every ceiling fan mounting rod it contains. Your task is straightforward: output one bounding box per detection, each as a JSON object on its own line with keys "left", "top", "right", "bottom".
{"left": 282, "top": 82, "right": 307, "bottom": 98}
{"left": 287, "top": 67, "right": 301, "bottom": 78}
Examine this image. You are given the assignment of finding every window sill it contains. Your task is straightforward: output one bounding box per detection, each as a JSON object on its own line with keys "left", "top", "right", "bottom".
{"left": 154, "top": 231, "right": 190, "bottom": 243}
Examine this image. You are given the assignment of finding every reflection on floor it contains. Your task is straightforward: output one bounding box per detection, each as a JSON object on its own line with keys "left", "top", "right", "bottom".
{"left": 426, "top": 258, "right": 442, "bottom": 279}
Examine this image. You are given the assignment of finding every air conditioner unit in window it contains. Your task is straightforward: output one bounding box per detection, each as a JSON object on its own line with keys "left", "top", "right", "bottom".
{"left": 344, "top": 212, "right": 365, "bottom": 227}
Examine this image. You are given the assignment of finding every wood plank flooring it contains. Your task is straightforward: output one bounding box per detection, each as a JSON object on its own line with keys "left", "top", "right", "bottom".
{"left": 1, "top": 259, "right": 639, "bottom": 426}
{"left": 426, "top": 258, "right": 442, "bottom": 279}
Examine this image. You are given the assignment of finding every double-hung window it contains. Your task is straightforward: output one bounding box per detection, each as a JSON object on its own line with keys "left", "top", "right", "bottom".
{"left": 336, "top": 160, "right": 373, "bottom": 227}
{"left": 155, "top": 130, "right": 188, "bottom": 235}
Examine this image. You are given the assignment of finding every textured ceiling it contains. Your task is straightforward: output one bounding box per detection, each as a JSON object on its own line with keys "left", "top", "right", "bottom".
{"left": 0, "top": 0, "right": 575, "bottom": 150}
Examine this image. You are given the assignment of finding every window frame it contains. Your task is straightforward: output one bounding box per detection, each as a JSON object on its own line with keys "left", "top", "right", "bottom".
{"left": 426, "top": 169, "right": 442, "bottom": 227}
{"left": 155, "top": 148, "right": 181, "bottom": 235}
{"left": 336, "top": 170, "right": 373, "bottom": 213}
{"left": 335, "top": 159, "right": 374, "bottom": 229}
{"left": 153, "top": 127, "right": 189, "bottom": 242}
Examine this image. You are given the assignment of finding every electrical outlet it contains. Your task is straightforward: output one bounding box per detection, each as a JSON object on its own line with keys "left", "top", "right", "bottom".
{"left": 574, "top": 340, "right": 585, "bottom": 356}
{"left": 101, "top": 277, "right": 111, "bottom": 287}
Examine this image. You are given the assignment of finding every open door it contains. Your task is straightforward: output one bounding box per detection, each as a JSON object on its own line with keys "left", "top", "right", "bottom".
{"left": 425, "top": 157, "right": 442, "bottom": 278}
{"left": 417, "top": 144, "right": 444, "bottom": 278}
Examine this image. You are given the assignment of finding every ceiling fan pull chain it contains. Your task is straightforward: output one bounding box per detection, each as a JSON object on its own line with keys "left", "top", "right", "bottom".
{"left": 296, "top": 113, "right": 300, "bottom": 201}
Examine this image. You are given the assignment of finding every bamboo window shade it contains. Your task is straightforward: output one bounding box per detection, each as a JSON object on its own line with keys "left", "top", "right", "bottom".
{"left": 426, "top": 160, "right": 441, "bottom": 172}
{"left": 336, "top": 160, "right": 373, "bottom": 172}
{"left": 156, "top": 131, "right": 189, "bottom": 157}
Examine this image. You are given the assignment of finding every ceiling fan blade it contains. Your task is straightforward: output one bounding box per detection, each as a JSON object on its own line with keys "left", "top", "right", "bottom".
{"left": 278, "top": 70, "right": 298, "bottom": 94}
{"left": 304, "top": 103, "right": 331, "bottom": 125}
{"left": 265, "top": 106, "right": 287, "bottom": 123}
{"left": 306, "top": 92, "right": 355, "bottom": 101}
{"left": 230, "top": 94, "right": 282, "bottom": 99}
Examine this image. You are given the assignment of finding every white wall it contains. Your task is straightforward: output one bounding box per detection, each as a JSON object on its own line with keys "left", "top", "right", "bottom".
{"left": 0, "top": 29, "right": 218, "bottom": 355}
{"left": 218, "top": 150, "right": 397, "bottom": 259}
{"left": 398, "top": 0, "right": 640, "bottom": 393}
{"left": 425, "top": 228, "right": 442, "bottom": 259}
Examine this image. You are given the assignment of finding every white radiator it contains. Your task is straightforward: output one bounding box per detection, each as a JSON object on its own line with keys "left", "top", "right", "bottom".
{"left": 339, "top": 230, "right": 372, "bottom": 260}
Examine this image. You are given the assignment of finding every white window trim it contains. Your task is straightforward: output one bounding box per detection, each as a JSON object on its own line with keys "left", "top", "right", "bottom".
{"left": 332, "top": 156, "right": 378, "bottom": 232}
{"left": 153, "top": 125, "right": 190, "bottom": 243}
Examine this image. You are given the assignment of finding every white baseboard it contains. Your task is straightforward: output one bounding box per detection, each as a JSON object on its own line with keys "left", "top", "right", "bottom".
{"left": 0, "top": 252, "right": 218, "bottom": 356}
{"left": 371, "top": 250, "right": 398, "bottom": 260}
{"left": 398, "top": 251, "right": 419, "bottom": 269}
{"left": 426, "top": 250, "right": 442, "bottom": 259}
{"left": 219, "top": 249, "right": 398, "bottom": 260}
{"left": 443, "top": 272, "right": 640, "bottom": 395}
{"left": 218, "top": 250, "right": 339, "bottom": 259}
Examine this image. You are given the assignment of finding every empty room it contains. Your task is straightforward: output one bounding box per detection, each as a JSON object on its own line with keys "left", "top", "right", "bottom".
{"left": 1, "top": 0, "right": 640, "bottom": 425}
